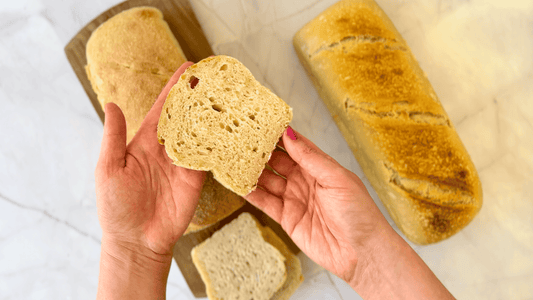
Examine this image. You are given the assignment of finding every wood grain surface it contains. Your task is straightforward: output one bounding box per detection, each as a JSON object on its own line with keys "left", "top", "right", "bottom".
{"left": 64, "top": 1, "right": 299, "bottom": 297}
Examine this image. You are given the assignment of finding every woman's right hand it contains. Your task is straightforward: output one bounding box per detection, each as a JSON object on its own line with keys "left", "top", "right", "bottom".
{"left": 245, "top": 126, "right": 392, "bottom": 284}
{"left": 246, "top": 127, "right": 455, "bottom": 300}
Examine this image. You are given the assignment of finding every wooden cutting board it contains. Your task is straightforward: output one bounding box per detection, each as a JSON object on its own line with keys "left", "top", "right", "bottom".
{"left": 64, "top": 0, "right": 299, "bottom": 297}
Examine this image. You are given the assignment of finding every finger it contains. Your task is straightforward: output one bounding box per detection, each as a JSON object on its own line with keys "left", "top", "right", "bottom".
{"left": 268, "top": 150, "right": 297, "bottom": 178}
{"left": 97, "top": 102, "right": 127, "bottom": 174}
{"left": 159, "top": 62, "right": 196, "bottom": 102}
{"left": 286, "top": 126, "right": 328, "bottom": 155}
{"left": 276, "top": 138, "right": 287, "bottom": 153}
{"left": 282, "top": 126, "right": 343, "bottom": 185}
{"left": 244, "top": 188, "right": 283, "bottom": 223}
{"left": 131, "top": 61, "right": 195, "bottom": 148}
{"left": 171, "top": 168, "right": 207, "bottom": 225}
{"left": 257, "top": 168, "right": 287, "bottom": 197}
{"left": 142, "top": 61, "right": 195, "bottom": 130}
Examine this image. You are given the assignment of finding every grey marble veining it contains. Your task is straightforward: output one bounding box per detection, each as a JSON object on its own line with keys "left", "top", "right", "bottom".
{"left": 1, "top": 0, "right": 532, "bottom": 299}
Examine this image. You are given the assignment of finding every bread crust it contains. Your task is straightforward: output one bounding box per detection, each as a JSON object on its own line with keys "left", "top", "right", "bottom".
{"left": 85, "top": 6, "right": 187, "bottom": 142}
{"left": 261, "top": 227, "right": 304, "bottom": 300}
{"left": 293, "top": 0, "right": 482, "bottom": 244}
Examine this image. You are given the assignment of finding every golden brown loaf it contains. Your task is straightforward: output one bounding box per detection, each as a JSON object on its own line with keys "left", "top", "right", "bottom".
{"left": 85, "top": 6, "right": 187, "bottom": 142}
{"left": 85, "top": 7, "right": 244, "bottom": 234}
{"left": 293, "top": 0, "right": 482, "bottom": 244}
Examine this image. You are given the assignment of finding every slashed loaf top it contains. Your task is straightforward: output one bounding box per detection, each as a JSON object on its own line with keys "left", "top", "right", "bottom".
{"left": 191, "top": 213, "right": 287, "bottom": 300}
{"left": 157, "top": 55, "right": 292, "bottom": 196}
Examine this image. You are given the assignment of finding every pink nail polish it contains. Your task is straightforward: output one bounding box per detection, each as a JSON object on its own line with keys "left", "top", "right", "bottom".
{"left": 286, "top": 126, "right": 297, "bottom": 140}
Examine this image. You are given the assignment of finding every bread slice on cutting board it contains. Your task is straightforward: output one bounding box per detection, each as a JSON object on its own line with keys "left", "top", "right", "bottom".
{"left": 261, "top": 226, "right": 304, "bottom": 300}
{"left": 191, "top": 213, "right": 303, "bottom": 300}
{"left": 191, "top": 213, "right": 289, "bottom": 300}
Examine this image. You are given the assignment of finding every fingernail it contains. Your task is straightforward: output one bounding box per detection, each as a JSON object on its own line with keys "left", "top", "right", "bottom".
{"left": 286, "top": 126, "right": 297, "bottom": 140}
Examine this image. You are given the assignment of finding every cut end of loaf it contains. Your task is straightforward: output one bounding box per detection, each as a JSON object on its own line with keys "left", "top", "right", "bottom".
{"left": 157, "top": 55, "right": 292, "bottom": 196}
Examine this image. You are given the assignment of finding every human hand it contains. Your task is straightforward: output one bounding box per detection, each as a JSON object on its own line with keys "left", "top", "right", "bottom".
{"left": 245, "top": 127, "right": 392, "bottom": 284}
{"left": 95, "top": 61, "right": 205, "bottom": 257}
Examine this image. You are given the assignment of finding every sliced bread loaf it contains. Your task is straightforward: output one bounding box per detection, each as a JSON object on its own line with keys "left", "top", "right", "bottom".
{"left": 157, "top": 55, "right": 293, "bottom": 196}
{"left": 191, "top": 213, "right": 287, "bottom": 300}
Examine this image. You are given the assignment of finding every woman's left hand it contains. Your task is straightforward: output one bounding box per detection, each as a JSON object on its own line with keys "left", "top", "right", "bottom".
{"left": 95, "top": 61, "right": 204, "bottom": 257}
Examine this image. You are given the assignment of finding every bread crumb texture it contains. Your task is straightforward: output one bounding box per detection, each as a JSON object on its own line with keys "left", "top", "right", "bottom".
{"left": 157, "top": 55, "right": 292, "bottom": 196}
{"left": 191, "top": 213, "right": 287, "bottom": 300}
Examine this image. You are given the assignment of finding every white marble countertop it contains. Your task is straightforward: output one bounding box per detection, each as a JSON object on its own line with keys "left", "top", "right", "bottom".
{"left": 1, "top": 0, "right": 532, "bottom": 299}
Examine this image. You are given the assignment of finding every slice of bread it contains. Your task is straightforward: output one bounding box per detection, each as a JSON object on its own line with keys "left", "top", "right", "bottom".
{"left": 191, "top": 213, "right": 287, "bottom": 300}
{"left": 260, "top": 227, "right": 304, "bottom": 300}
{"left": 157, "top": 55, "right": 293, "bottom": 196}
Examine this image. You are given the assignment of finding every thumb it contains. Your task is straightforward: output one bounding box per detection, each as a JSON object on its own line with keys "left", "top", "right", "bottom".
{"left": 282, "top": 126, "right": 343, "bottom": 184}
{"left": 97, "top": 102, "right": 127, "bottom": 175}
